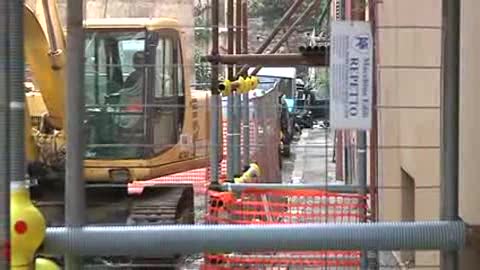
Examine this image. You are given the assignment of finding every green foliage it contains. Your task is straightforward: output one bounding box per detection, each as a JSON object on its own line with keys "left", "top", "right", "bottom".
{"left": 194, "top": 1, "right": 211, "bottom": 43}
{"left": 313, "top": 69, "right": 330, "bottom": 98}
{"left": 193, "top": 0, "right": 211, "bottom": 86}
{"left": 193, "top": 48, "right": 211, "bottom": 87}
{"left": 194, "top": 16, "right": 211, "bottom": 43}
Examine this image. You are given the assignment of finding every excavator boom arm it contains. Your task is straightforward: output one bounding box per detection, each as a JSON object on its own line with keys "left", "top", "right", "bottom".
{"left": 24, "top": 0, "right": 65, "bottom": 130}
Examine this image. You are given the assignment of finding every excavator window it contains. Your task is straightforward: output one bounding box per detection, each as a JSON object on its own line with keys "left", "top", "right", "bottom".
{"left": 84, "top": 29, "right": 185, "bottom": 160}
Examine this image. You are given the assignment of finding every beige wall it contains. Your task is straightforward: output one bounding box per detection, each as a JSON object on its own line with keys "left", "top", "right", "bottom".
{"left": 378, "top": 0, "right": 480, "bottom": 268}
{"left": 376, "top": 0, "right": 442, "bottom": 267}
{"left": 459, "top": 0, "right": 480, "bottom": 226}
{"left": 458, "top": 0, "right": 480, "bottom": 266}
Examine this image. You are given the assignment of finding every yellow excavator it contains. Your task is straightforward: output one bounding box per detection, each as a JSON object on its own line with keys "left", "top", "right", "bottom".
{"left": 24, "top": 0, "right": 215, "bottom": 239}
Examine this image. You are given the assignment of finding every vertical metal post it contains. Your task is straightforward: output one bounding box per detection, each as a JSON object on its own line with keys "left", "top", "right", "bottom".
{"left": 65, "top": 0, "right": 86, "bottom": 268}
{"left": 368, "top": 0, "right": 379, "bottom": 268}
{"left": 232, "top": 0, "right": 242, "bottom": 175}
{"left": 8, "top": 0, "right": 25, "bottom": 187}
{"left": 357, "top": 132, "right": 368, "bottom": 269}
{"left": 210, "top": 0, "right": 221, "bottom": 184}
{"left": 241, "top": 2, "right": 250, "bottom": 166}
{"left": 0, "top": 0, "right": 10, "bottom": 267}
{"left": 440, "top": 0, "right": 460, "bottom": 269}
{"left": 232, "top": 92, "right": 241, "bottom": 175}
{"left": 235, "top": 0, "right": 242, "bottom": 74}
{"left": 351, "top": 0, "right": 368, "bottom": 269}
{"left": 227, "top": 0, "right": 235, "bottom": 180}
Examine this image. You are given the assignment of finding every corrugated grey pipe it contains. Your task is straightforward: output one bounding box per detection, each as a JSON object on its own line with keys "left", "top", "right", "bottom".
{"left": 8, "top": 0, "right": 25, "bottom": 186}
{"left": 0, "top": 0, "right": 11, "bottom": 268}
{"left": 43, "top": 221, "right": 466, "bottom": 257}
{"left": 222, "top": 183, "right": 368, "bottom": 194}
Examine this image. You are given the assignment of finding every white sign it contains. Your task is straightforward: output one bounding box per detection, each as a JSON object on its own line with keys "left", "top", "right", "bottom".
{"left": 329, "top": 21, "right": 373, "bottom": 130}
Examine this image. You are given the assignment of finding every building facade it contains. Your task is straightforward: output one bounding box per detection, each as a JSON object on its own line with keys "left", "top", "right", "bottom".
{"left": 376, "top": 0, "right": 480, "bottom": 268}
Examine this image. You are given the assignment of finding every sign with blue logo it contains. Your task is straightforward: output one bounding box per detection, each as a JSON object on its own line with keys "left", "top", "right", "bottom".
{"left": 330, "top": 21, "right": 373, "bottom": 130}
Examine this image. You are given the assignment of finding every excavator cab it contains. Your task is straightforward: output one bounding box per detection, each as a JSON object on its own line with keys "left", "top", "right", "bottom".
{"left": 84, "top": 26, "right": 184, "bottom": 159}
{"left": 82, "top": 19, "right": 211, "bottom": 183}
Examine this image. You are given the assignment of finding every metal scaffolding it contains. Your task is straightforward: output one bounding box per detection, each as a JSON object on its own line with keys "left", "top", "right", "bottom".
{"left": 65, "top": 0, "right": 86, "bottom": 268}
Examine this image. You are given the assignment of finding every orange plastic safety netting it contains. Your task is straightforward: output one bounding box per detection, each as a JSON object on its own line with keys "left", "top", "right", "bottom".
{"left": 202, "top": 188, "right": 367, "bottom": 269}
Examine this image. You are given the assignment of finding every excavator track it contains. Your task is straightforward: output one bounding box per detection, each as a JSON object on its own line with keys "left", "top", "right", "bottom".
{"left": 123, "top": 186, "right": 195, "bottom": 270}
{"left": 32, "top": 183, "right": 195, "bottom": 269}
{"left": 127, "top": 187, "right": 194, "bottom": 226}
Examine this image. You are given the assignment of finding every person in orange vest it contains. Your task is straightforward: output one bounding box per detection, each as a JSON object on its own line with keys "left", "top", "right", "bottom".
{"left": 118, "top": 51, "right": 144, "bottom": 129}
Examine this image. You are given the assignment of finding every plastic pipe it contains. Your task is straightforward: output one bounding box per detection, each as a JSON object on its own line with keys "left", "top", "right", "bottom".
{"left": 440, "top": 0, "right": 461, "bottom": 269}
{"left": 222, "top": 183, "right": 368, "bottom": 194}
{"left": 43, "top": 221, "right": 465, "bottom": 257}
{"left": 0, "top": 0, "right": 10, "bottom": 268}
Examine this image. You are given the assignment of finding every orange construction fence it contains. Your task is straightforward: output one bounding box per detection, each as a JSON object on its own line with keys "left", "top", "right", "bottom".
{"left": 202, "top": 188, "right": 368, "bottom": 269}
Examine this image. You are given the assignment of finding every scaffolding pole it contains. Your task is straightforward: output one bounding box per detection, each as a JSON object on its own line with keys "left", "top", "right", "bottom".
{"left": 210, "top": 0, "right": 221, "bottom": 184}
{"left": 43, "top": 221, "right": 466, "bottom": 257}
{"left": 368, "top": 0, "right": 380, "bottom": 268}
{"left": 241, "top": 1, "right": 250, "bottom": 167}
{"left": 0, "top": 0, "right": 10, "bottom": 267}
{"left": 232, "top": 0, "right": 242, "bottom": 175}
{"left": 227, "top": 0, "right": 235, "bottom": 180}
{"left": 440, "top": 0, "right": 460, "bottom": 269}
{"left": 350, "top": 0, "right": 369, "bottom": 268}
{"left": 65, "top": 0, "right": 86, "bottom": 268}
{"left": 206, "top": 53, "right": 329, "bottom": 66}
{"left": 232, "top": 92, "right": 241, "bottom": 175}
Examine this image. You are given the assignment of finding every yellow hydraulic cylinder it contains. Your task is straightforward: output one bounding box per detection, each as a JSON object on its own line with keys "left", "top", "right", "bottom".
{"left": 234, "top": 162, "right": 261, "bottom": 183}
{"left": 10, "top": 182, "right": 46, "bottom": 269}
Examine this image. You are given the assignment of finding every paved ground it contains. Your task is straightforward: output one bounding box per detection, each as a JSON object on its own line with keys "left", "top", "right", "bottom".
{"left": 283, "top": 125, "right": 338, "bottom": 185}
